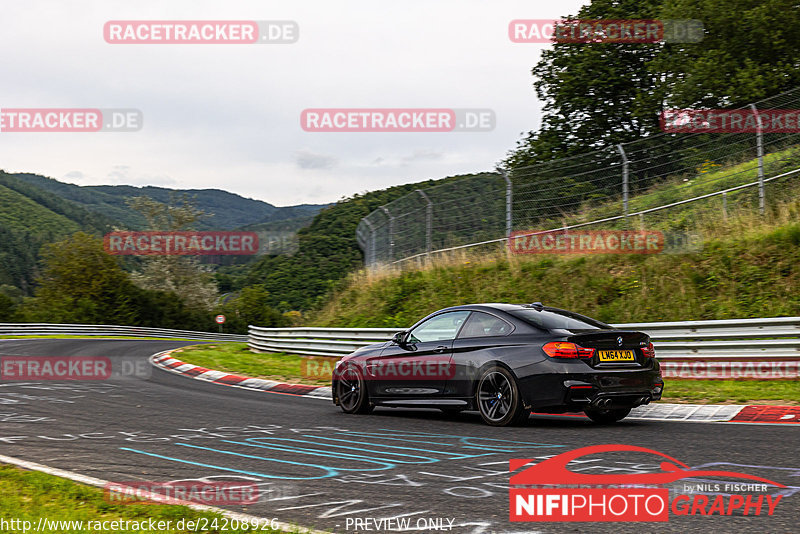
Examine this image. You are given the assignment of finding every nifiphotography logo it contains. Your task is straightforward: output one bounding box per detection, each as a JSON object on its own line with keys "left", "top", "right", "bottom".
{"left": 509, "top": 444, "right": 785, "bottom": 522}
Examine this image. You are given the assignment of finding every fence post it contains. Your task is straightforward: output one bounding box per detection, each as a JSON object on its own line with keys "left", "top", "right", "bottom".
{"left": 361, "top": 218, "right": 376, "bottom": 266}
{"left": 722, "top": 191, "right": 728, "bottom": 219}
{"left": 501, "top": 170, "right": 512, "bottom": 238}
{"left": 379, "top": 206, "right": 394, "bottom": 261}
{"left": 416, "top": 189, "right": 433, "bottom": 256}
{"left": 749, "top": 103, "right": 765, "bottom": 215}
{"left": 617, "top": 144, "right": 629, "bottom": 221}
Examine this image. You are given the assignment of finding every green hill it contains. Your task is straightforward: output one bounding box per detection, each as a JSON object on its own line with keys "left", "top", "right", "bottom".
{"left": 11, "top": 173, "right": 326, "bottom": 230}
{"left": 0, "top": 170, "right": 326, "bottom": 296}
{"left": 301, "top": 145, "right": 800, "bottom": 325}
{"left": 0, "top": 172, "right": 116, "bottom": 293}
{"left": 311, "top": 210, "right": 800, "bottom": 328}
{"left": 243, "top": 173, "right": 495, "bottom": 310}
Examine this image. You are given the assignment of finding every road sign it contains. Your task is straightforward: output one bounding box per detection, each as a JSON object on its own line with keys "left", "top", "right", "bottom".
{"left": 215, "top": 314, "right": 226, "bottom": 324}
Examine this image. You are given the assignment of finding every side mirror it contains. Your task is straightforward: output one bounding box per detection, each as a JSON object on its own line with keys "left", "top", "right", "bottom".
{"left": 391, "top": 331, "right": 407, "bottom": 345}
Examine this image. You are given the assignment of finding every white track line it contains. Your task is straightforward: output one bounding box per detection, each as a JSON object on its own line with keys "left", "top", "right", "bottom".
{"left": 0, "top": 453, "right": 330, "bottom": 534}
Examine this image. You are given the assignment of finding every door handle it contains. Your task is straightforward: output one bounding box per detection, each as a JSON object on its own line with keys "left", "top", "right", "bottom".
{"left": 434, "top": 346, "right": 448, "bottom": 353}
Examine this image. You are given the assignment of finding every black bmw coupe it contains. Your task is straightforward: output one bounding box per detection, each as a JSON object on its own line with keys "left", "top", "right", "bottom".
{"left": 332, "top": 303, "right": 663, "bottom": 426}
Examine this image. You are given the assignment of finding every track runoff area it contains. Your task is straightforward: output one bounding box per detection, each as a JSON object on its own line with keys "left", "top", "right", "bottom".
{"left": 0, "top": 338, "right": 797, "bottom": 533}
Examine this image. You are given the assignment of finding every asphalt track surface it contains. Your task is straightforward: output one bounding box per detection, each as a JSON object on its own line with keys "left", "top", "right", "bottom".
{"left": 0, "top": 339, "right": 797, "bottom": 534}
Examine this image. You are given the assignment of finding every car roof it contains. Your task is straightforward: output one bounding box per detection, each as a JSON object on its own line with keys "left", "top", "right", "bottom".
{"left": 437, "top": 303, "right": 550, "bottom": 313}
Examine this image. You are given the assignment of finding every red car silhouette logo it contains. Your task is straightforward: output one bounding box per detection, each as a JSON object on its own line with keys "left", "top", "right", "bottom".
{"left": 510, "top": 444, "right": 786, "bottom": 487}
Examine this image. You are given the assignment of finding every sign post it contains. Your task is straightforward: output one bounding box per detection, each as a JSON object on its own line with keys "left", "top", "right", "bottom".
{"left": 215, "top": 314, "right": 226, "bottom": 333}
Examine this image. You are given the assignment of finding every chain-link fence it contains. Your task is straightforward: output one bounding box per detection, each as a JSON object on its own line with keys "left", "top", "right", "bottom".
{"left": 357, "top": 86, "right": 800, "bottom": 268}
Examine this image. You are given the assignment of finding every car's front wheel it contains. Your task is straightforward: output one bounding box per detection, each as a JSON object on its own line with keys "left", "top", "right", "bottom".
{"left": 583, "top": 407, "right": 631, "bottom": 424}
{"left": 336, "top": 365, "right": 373, "bottom": 414}
{"left": 475, "top": 366, "right": 529, "bottom": 426}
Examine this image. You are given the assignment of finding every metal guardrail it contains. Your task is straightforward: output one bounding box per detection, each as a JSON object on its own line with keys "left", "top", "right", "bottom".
{"left": 249, "top": 318, "right": 800, "bottom": 379}
{"left": 249, "top": 317, "right": 800, "bottom": 357}
{"left": 0, "top": 323, "right": 247, "bottom": 342}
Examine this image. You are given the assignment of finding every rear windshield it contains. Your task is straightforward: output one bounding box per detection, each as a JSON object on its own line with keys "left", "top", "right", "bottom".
{"left": 509, "top": 308, "right": 610, "bottom": 331}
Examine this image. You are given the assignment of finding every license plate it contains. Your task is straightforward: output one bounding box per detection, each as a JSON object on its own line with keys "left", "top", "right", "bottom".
{"left": 598, "top": 350, "right": 635, "bottom": 362}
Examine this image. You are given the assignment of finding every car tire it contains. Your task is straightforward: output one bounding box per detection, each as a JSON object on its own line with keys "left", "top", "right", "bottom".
{"left": 475, "top": 366, "right": 529, "bottom": 426}
{"left": 583, "top": 407, "right": 631, "bottom": 424}
{"left": 335, "top": 364, "right": 373, "bottom": 414}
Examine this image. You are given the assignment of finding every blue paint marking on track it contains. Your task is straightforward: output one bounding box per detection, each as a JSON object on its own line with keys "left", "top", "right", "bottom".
{"left": 121, "top": 429, "right": 568, "bottom": 481}
{"left": 245, "top": 436, "right": 494, "bottom": 460}
{"left": 225, "top": 437, "right": 493, "bottom": 465}
{"left": 175, "top": 442, "right": 397, "bottom": 472}
{"left": 225, "top": 439, "right": 444, "bottom": 464}
{"left": 120, "top": 446, "right": 339, "bottom": 480}
{"left": 306, "top": 435, "right": 500, "bottom": 457}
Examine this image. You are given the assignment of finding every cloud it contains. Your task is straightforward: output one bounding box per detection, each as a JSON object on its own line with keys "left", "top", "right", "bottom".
{"left": 62, "top": 170, "right": 86, "bottom": 180}
{"left": 106, "top": 165, "right": 176, "bottom": 187}
{"left": 401, "top": 149, "right": 445, "bottom": 164}
{"left": 296, "top": 149, "right": 338, "bottom": 170}
{"left": 0, "top": 0, "right": 585, "bottom": 204}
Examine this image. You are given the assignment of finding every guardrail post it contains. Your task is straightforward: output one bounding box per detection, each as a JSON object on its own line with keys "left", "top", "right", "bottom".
{"left": 416, "top": 189, "right": 433, "bottom": 256}
{"left": 749, "top": 103, "right": 765, "bottom": 215}
{"left": 501, "top": 170, "right": 512, "bottom": 238}
{"left": 616, "top": 144, "right": 629, "bottom": 222}
{"left": 379, "top": 206, "right": 394, "bottom": 261}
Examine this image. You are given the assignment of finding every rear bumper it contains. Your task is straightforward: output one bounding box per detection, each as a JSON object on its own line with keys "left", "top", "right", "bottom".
{"left": 517, "top": 360, "right": 663, "bottom": 412}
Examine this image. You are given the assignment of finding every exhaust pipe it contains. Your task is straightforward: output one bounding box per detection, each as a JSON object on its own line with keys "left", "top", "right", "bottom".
{"left": 594, "top": 397, "right": 612, "bottom": 409}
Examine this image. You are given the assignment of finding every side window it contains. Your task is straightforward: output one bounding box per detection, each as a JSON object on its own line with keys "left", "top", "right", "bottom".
{"left": 407, "top": 311, "right": 470, "bottom": 343}
{"left": 458, "top": 312, "right": 513, "bottom": 338}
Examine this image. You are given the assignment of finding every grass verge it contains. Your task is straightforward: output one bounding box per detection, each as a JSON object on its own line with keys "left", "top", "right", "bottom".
{"left": 170, "top": 343, "right": 334, "bottom": 386}
{"left": 173, "top": 343, "right": 797, "bottom": 405}
{"left": 661, "top": 379, "right": 800, "bottom": 405}
{"left": 0, "top": 335, "right": 218, "bottom": 341}
{"left": 0, "top": 464, "right": 289, "bottom": 533}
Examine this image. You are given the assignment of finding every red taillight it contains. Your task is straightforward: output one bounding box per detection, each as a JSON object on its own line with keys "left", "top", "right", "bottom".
{"left": 642, "top": 342, "right": 656, "bottom": 358}
{"left": 542, "top": 342, "right": 595, "bottom": 359}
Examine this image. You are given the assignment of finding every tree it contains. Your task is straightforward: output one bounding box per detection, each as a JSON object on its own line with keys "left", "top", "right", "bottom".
{"left": 657, "top": 0, "right": 800, "bottom": 107}
{"left": 23, "top": 232, "right": 141, "bottom": 324}
{"left": 21, "top": 232, "right": 216, "bottom": 330}
{"left": 214, "top": 285, "right": 288, "bottom": 333}
{"left": 504, "top": 0, "right": 800, "bottom": 169}
{"left": 126, "top": 195, "right": 219, "bottom": 311}
{"left": 0, "top": 293, "right": 17, "bottom": 321}
{"left": 505, "top": 0, "right": 665, "bottom": 169}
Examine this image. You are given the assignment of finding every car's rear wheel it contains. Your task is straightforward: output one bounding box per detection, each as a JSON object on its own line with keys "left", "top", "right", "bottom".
{"left": 583, "top": 407, "right": 631, "bottom": 424}
{"left": 336, "top": 365, "right": 373, "bottom": 414}
{"left": 476, "top": 366, "right": 528, "bottom": 426}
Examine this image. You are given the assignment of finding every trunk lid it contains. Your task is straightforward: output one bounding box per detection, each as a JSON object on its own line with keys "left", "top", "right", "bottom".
{"left": 566, "top": 330, "right": 650, "bottom": 367}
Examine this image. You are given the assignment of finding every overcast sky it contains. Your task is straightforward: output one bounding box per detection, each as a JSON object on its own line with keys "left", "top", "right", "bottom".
{"left": 0, "top": 0, "right": 587, "bottom": 206}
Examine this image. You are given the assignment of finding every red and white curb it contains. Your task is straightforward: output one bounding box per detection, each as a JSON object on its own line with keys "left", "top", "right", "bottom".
{"left": 537, "top": 403, "right": 800, "bottom": 424}
{"left": 151, "top": 350, "right": 799, "bottom": 425}
{"left": 629, "top": 403, "right": 800, "bottom": 424}
{"left": 150, "top": 350, "right": 332, "bottom": 400}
